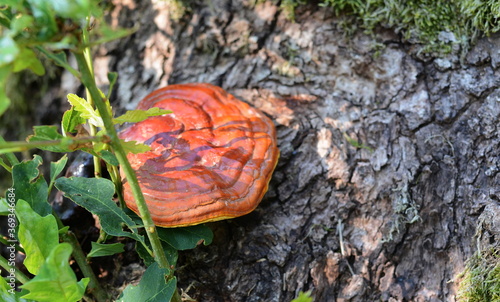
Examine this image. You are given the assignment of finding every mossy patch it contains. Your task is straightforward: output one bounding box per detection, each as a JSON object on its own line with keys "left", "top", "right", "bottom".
{"left": 456, "top": 247, "right": 500, "bottom": 302}
{"left": 281, "top": 0, "right": 500, "bottom": 56}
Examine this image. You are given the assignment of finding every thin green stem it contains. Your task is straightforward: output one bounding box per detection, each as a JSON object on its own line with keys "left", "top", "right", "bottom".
{"left": 73, "top": 53, "right": 171, "bottom": 272}
{"left": 0, "top": 253, "right": 30, "bottom": 284}
{"left": 108, "top": 163, "right": 126, "bottom": 208}
{"left": 0, "top": 136, "right": 19, "bottom": 165}
{"left": 0, "top": 156, "right": 12, "bottom": 172}
{"left": 0, "top": 136, "right": 107, "bottom": 155}
{"left": 60, "top": 231, "right": 108, "bottom": 302}
{"left": 82, "top": 16, "right": 102, "bottom": 179}
{"left": 35, "top": 46, "right": 80, "bottom": 78}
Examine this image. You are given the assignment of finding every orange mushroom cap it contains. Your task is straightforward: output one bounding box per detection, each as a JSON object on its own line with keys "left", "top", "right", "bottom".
{"left": 119, "top": 83, "right": 279, "bottom": 227}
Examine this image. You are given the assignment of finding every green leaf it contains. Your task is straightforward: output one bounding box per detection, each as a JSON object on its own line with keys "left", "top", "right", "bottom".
{"left": 90, "top": 24, "right": 137, "bottom": 48}
{"left": 27, "top": 126, "right": 74, "bottom": 152}
{"left": 135, "top": 241, "right": 155, "bottom": 267}
{"left": 27, "top": 125, "right": 74, "bottom": 152}
{"left": 48, "top": 154, "right": 68, "bottom": 194}
{"left": 21, "top": 243, "right": 89, "bottom": 302}
{"left": 12, "top": 155, "right": 51, "bottom": 216}
{"left": 47, "top": 0, "right": 93, "bottom": 20}
{"left": 29, "top": 125, "right": 64, "bottom": 140}
{"left": 58, "top": 226, "right": 70, "bottom": 234}
{"left": 0, "top": 64, "right": 11, "bottom": 116}
{"left": 0, "top": 197, "right": 9, "bottom": 215}
{"left": 62, "top": 106, "right": 86, "bottom": 134}
{"left": 157, "top": 225, "right": 213, "bottom": 250}
{"left": 0, "top": 0, "right": 25, "bottom": 10}
{"left": 117, "top": 263, "right": 176, "bottom": 302}
{"left": 16, "top": 199, "right": 59, "bottom": 275}
{"left": 113, "top": 108, "right": 172, "bottom": 125}
{"left": 98, "top": 150, "right": 118, "bottom": 166}
{"left": 12, "top": 47, "right": 45, "bottom": 75}
{"left": 26, "top": 0, "right": 58, "bottom": 40}
{"left": 49, "top": 155, "right": 68, "bottom": 183}
{"left": 67, "top": 93, "right": 104, "bottom": 127}
{"left": 10, "top": 14, "right": 34, "bottom": 34}
{"left": 291, "top": 291, "right": 313, "bottom": 302}
{"left": 87, "top": 242, "right": 125, "bottom": 258}
{"left": 54, "top": 177, "right": 144, "bottom": 243}
{"left": 0, "top": 36, "right": 19, "bottom": 66}
{"left": 0, "top": 274, "right": 30, "bottom": 302}
{"left": 121, "top": 139, "right": 151, "bottom": 154}
{"left": 36, "top": 49, "right": 79, "bottom": 77}
{"left": 136, "top": 236, "right": 178, "bottom": 268}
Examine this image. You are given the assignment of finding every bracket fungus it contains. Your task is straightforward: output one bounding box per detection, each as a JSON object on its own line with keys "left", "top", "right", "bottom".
{"left": 119, "top": 83, "right": 279, "bottom": 227}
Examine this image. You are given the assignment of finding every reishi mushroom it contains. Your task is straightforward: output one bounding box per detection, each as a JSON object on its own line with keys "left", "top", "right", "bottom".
{"left": 119, "top": 83, "right": 279, "bottom": 227}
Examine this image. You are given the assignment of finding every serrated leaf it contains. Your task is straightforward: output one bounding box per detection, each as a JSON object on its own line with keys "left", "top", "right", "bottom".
{"left": 117, "top": 263, "right": 176, "bottom": 302}
{"left": 27, "top": 125, "right": 73, "bottom": 152}
{"left": 16, "top": 200, "right": 59, "bottom": 275}
{"left": 62, "top": 106, "right": 85, "bottom": 134}
{"left": 0, "top": 275, "right": 30, "bottom": 302}
{"left": 157, "top": 225, "right": 213, "bottom": 250}
{"left": 54, "top": 177, "right": 144, "bottom": 243}
{"left": 67, "top": 93, "right": 103, "bottom": 127}
{"left": 29, "top": 125, "right": 64, "bottom": 140}
{"left": 113, "top": 108, "right": 172, "bottom": 125}
{"left": 12, "top": 155, "right": 51, "bottom": 216}
{"left": 21, "top": 243, "right": 89, "bottom": 302}
{"left": 87, "top": 242, "right": 124, "bottom": 258}
{"left": 121, "top": 139, "right": 151, "bottom": 154}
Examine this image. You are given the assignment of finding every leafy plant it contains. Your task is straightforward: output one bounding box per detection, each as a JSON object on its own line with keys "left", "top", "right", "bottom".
{"left": 0, "top": 1, "right": 212, "bottom": 301}
{"left": 456, "top": 247, "right": 500, "bottom": 302}
{"left": 291, "top": 291, "right": 313, "bottom": 302}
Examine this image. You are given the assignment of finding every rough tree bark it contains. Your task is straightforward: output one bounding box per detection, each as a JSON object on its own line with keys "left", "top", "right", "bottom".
{"left": 59, "top": 0, "right": 499, "bottom": 301}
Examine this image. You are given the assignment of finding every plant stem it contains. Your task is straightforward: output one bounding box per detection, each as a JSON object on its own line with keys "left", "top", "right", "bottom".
{"left": 0, "top": 136, "right": 106, "bottom": 155}
{"left": 0, "top": 253, "right": 30, "bottom": 284}
{"left": 73, "top": 53, "right": 171, "bottom": 272}
{"left": 0, "top": 136, "right": 19, "bottom": 165}
{"left": 82, "top": 17, "right": 102, "bottom": 179}
{"left": 0, "top": 156, "right": 12, "bottom": 172}
{"left": 61, "top": 231, "right": 108, "bottom": 302}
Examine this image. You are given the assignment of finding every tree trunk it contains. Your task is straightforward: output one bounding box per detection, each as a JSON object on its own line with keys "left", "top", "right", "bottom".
{"left": 82, "top": 0, "right": 499, "bottom": 301}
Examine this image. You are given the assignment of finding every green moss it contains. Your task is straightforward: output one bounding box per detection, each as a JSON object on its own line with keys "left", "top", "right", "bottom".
{"left": 281, "top": 0, "right": 500, "bottom": 55}
{"left": 457, "top": 247, "right": 500, "bottom": 302}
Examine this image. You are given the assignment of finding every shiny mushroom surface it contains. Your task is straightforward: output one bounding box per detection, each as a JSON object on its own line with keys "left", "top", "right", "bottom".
{"left": 119, "top": 83, "right": 279, "bottom": 227}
